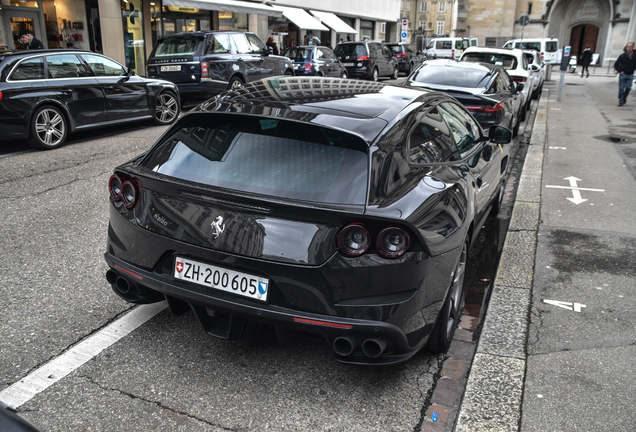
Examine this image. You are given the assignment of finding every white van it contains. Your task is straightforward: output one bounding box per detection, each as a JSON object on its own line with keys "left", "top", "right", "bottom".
{"left": 426, "top": 38, "right": 471, "bottom": 59}
{"left": 502, "top": 38, "right": 560, "bottom": 64}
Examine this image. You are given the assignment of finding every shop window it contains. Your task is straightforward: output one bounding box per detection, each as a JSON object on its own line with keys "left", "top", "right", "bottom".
{"left": 2, "top": 0, "right": 39, "bottom": 7}
{"left": 122, "top": 0, "right": 145, "bottom": 75}
{"left": 38, "top": 0, "right": 89, "bottom": 50}
{"left": 218, "top": 11, "right": 247, "bottom": 31}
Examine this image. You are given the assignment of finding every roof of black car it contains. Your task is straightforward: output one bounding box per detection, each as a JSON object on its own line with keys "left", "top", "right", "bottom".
{"left": 195, "top": 76, "right": 439, "bottom": 143}
{"left": 0, "top": 49, "right": 91, "bottom": 58}
{"left": 159, "top": 30, "right": 253, "bottom": 38}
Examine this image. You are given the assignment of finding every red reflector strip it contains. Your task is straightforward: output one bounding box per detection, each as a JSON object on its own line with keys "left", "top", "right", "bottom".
{"left": 511, "top": 76, "right": 527, "bottom": 83}
{"left": 358, "top": 55, "right": 369, "bottom": 61}
{"left": 396, "top": 53, "right": 406, "bottom": 58}
{"left": 293, "top": 317, "right": 353, "bottom": 329}
{"left": 465, "top": 106, "right": 484, "bottom": 112}
{"left": 114, "top": 263, "right": 144, "bottom": 280}
{"left": 0, "top": 91, "right": 3, "bottom": 101}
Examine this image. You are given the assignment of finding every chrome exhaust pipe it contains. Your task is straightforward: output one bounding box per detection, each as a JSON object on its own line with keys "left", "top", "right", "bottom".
{"left": 106, "top": 269, "right": 118, "bottom": 285}
{"left": 362, "top": 338, "right": 388, "bottom": 359}
{"left": 333, "top": 336, "right": 359, "bottom": 357}
{"left": 115, "top": 277, "right": 130, "bottom": 294}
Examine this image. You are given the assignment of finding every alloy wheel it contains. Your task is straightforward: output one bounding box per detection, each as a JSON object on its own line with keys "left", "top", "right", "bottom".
{"left": 155, "top": 93, "right": 179, "bottom": 124}
{"left": 33, "top": 107, "right": 66, "bottom": 148}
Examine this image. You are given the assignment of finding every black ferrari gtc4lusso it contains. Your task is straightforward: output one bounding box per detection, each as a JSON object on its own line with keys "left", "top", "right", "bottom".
{"left": 104, "top": 76, "right": 512, "bottom": 365}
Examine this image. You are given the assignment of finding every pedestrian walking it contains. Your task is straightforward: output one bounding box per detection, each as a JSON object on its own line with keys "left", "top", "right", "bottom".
{"left": 614, "top": 42, "right": 636, "bottom": 106}
{"left": 266, "top": 36, "right": 279, "bottom": 55}
{"left": 17, "top": 29, "right": 45, "bottom": 50}
{"left": 579, "top": 46, "right": 593, "bottom": 78}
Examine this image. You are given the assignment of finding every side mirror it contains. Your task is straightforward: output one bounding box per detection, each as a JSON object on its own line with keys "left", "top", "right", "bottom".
{"left": 531, "top": 64, "right": 540, "bottom": 72}
{"left": 516, "top": 82, "right": 525, "bottom": 92}
{"left": 489, "top": 125, "right": 512, "bottom": 144}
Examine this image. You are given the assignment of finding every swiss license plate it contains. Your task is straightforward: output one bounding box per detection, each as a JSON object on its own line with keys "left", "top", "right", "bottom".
{"left": 174, "top": 257, "right": 269, "bottom": 302}
{"left": 343, "top": 63, "right": 354, "bottom": 67}
{"left": 160, "top": 65, "right": 181, "bottom": 72}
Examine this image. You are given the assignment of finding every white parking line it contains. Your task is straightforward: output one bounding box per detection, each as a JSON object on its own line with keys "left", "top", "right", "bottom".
{"left": 0, "top": 302, "right": 166, "bottom": 408}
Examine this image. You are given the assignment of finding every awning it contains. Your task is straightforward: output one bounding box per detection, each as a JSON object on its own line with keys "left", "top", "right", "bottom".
{"left": 309, "top": 11, "right": 358, "bottom": 34}
{"left": 276, "top": 5, "right": 328, "bottom": 31}
{"left": 161, "top": 0, "right": 283, "bottom": 17}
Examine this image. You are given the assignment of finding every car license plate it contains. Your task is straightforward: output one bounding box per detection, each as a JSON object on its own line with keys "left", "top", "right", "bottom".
{"left": 160, "top": 65, "right": 181, "bottom": 72}
{"left": 174, "top": 257, "right": 269, "bottom": 302}
{"left": 343, "top": 63, "right": 354, "bottom": 67}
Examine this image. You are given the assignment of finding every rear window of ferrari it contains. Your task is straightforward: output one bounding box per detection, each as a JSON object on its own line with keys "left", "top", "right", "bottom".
{"left": 142, "top": 114, "right": 369, "bottom": 205}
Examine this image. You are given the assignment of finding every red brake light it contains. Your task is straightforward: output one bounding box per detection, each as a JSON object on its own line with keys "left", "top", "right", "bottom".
{"left": 304, "top": 63, "right": 313, "bottom": 71}
{"left": 541, "top": 52, "right": 545, "bottom": 62}
{"left": 483, "top": 101, "right": 505, "bottom": 113}
{"left": 357, "top": 55, "right": 369, "bottom": 61}
{"left": 337, "top": 224, "right": 371, "bottom": 257}
{"left": 396, "top": 53, "right": 406, "bottom": 58}
{"left": 511, "top": 76, "right": 527, "bottom": 83}
{"left": 0, "top": 91, "right": 3, "bottom": 101}
{"left": 121, "top": 180, "right": 138, "bottom": 209}
{"left": 376, "top": 227, "right": 410, "bottom": 258}
{"left": 109, "top": 174, "right": 123, "bottom": 201}
{"left": 200, "top": 62, "right": 209, "bottom": 78}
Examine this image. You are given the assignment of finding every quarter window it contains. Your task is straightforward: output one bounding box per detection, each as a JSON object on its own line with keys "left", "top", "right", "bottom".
{"left": 9, "top": 57, "right": 44, "bottom": 81}
{"left": 438, "top": 102, "right": 481, "bottom": 158}
{"left": 408, "top": 106, "right": 456, "bottom": 164}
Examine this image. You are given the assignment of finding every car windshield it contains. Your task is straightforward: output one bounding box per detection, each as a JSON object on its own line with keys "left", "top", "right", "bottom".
{"left": 334, "top": 44, "right": 366, "bottom": 58}
{"left": 462, "top": 53, "right": 518, "bottom": 70}
{"left": 284, "top": 48, "right": 312, "bottom": 60}
{"left": 516, "top": 41, "right": 541, "bottom": 51}
{"left": 410, "top": 65, "right": 491, "bottom": 88}
{"left": 154, "top": 36, "right": 201, "bottom": 57}
{"left": 142, "top": 115, "right": 369, "bottom": 205}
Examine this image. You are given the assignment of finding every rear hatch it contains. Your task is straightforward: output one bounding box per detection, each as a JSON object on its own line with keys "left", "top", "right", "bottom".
{"left": 147, "top": 34, "right": 204, "bottom": 83}
{"left": 284, "top": 47, "right": 312, "bottom": 72}
{"left": 334, "top": 43, "right": 368, "bottom": 71}
{"left": 133, "top": 113, "right": 370, "bottom": 266}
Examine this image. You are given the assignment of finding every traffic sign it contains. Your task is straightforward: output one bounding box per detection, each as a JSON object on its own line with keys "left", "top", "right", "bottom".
{"left": 402, "top": 19, "right": 408, "bottom": 28}
{"left": 401, "top": 32, "right": 408, "bottom": 40}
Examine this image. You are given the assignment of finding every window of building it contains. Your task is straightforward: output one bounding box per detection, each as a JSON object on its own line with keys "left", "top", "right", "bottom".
{"left": 438, "top": 1, "right": 446, "bottom": 12}
{"left": 419, "top": 21, "right": 426, "bottom": 31}
{"left": 436, "top": 21, "right": 444, "bottom": 35}
{"left": 406, "top": 1, "right": 410, "bottom": 11}
{"left": 420, "top": 2, "right": 428, "bottom": 12}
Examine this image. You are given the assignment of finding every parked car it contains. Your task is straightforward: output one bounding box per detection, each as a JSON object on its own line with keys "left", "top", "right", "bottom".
{"left": 404, "top": 59, "right": 524, "bottom": 136}
{"left": 0, "top": 49, "right": 180, "bottom": 150}
{"left": 283, "top": 45, "right": 347, "bottom": 78}
{"left": 503, "top": 37, "right": 560, "bottom": 65}
{"left": 524, "top": 49, "right": 545, "bottom": 99}
{"left": 385, "top": 42, "right": 424, "bottom": 74}
{"left": 104, "top": 76, "right": 512, "bottom": 365}
{"left": 146, "top": 31, "right": 294, "bottom": 104}
{"left": 460, "top": 46, "right": 534, "bottom": 119}
{"left": 334, "top": 40, "right": 399, "bottom": 81}
{"left": 425, "top": 37, "right": 471, "bottom": 59}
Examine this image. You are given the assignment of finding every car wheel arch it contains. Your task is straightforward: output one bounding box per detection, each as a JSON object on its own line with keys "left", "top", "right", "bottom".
{"left": 29, "top": 100, "right": 75, "bottom": 136}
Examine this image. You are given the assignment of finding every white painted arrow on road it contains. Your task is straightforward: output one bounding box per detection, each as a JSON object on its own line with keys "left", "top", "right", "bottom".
{"left": 543, "top": 299, "right": 586, "bottom": 312}
{"left": 545, "top": 177, "right": 605, "bottom": 205}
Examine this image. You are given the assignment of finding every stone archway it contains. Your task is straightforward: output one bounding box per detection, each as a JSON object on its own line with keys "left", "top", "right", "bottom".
{"left": 548, "top": 0, "right": 611, "bottom": 63}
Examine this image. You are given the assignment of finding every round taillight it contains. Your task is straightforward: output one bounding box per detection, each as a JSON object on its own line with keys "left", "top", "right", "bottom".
{"left": 337, "top": 224, "right": 371, "bottom": 257}
{"left": 121, "top": 180, "right": 137, "bottom": 209}
{"left": 376, "top": 227, "right": 410, "bottom": 258}
{"left": 109, "top": 174, "right": 123, "bottom": 201}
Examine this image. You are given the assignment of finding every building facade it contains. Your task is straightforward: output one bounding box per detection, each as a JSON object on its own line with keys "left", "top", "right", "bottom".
{"left": 399, "top": 0, "right": 458, "bottom": 52}
{"left": 0, "top": 0, "right": 400, "bottom": 75}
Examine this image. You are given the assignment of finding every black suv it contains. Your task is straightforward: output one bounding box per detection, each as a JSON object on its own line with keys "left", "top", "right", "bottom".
{"left": 334, "top": 41, "right": 399, "bottom": 81}
{"left": 385, "top": 42, "right": 424, "bottom": 74}
{"left": 147, "top": 31, "right": 294, "bottom": 104}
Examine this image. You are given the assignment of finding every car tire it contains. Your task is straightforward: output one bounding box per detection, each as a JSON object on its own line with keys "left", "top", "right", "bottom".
{"left": 154, "top": 91, "right": 180, "bottom": 125}
{"left": 371, "top": 68, "right": 379, "bottom": 81}
{"left": 285, "top": 70, "right": 294, "bottom": 76}
{"left": 341, "top": 71, "right": 348, "bottom": 79}
{"left": 27, "top": 105, "right": 68, "bottom": 150}
{"left": 490, "top": 182, "right": 506, "bottom": 216}
{"left": 531, "top": 86, "right": 539, "bottom": 100}
{"left": 428, "top": 238, "right": 468, "bottom": 352}
{"left": 228, "top": 76, "right": 244, "bottom": 90}
{"left": 392, "top": 66, "right": 399, "bottom": 80}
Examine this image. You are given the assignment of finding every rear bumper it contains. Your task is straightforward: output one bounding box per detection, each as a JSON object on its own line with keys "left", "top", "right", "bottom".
{"left": 173, "top": 80, "right": 228, "bottom": 102}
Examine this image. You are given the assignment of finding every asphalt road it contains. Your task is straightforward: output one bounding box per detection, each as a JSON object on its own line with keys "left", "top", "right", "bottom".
{"left": 0, "top": 76, "right": 533, "bottom": 432}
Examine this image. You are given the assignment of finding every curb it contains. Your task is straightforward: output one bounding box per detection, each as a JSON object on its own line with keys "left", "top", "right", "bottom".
{"left": 453, "top": 91, "right": 549, "bottom": 431}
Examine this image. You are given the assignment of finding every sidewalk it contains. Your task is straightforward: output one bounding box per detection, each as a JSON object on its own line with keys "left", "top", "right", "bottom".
{"left": 454, "top": 72, "right": 636, "bottom": 431}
